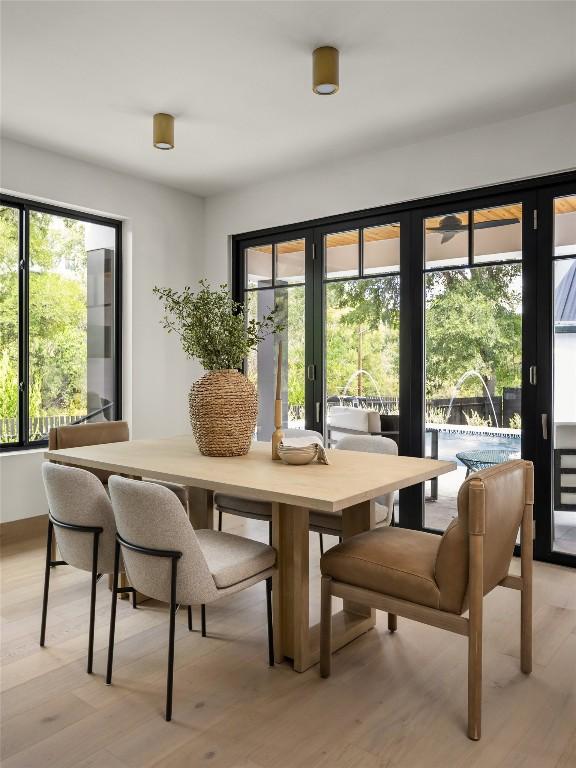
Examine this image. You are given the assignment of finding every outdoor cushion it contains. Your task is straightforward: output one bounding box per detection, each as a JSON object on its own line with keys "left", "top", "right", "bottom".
{"left": 196, "top": 529, "right": 276, "bottom": 589}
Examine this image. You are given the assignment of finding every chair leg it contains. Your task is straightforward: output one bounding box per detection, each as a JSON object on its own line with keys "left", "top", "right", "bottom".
{"left": 388, "top": 613, "right": 397, "bottom": 632}
{"left": 187, "top": 605, "right": 193, "bottom": 632}
{"left": 467, "top": 535, "right": 483, "bottom": 740}
{"left": 218, "top": 509, "right": 223, "bottom": 531}
{"left": 87, "top": 531, "right": 100, "bottom": 674}
{"left": 266, "top": 577, "right": 274, "bottom": 667}
{"left": 268, "top": 520, "right": 272, "bottom": 546}
{"left": 320, "top": 575, "right": 332, "bottom": 678}
{"left": 520, "top": 501, "right": 533, "bottom": 675}
{"left": 165, "top": 557, "right": 178, "bottom": 722}
{"left": 106, "top": 540, "right": 121, "bottom": 685}
{"left": 201, "top": 604, "right": 207, "bottom": 637}
{"left": 319, "top": 533, "right": 324, "bottom": 555}
{"left": 39, "top": 520, "right": 54, "bottom": 647}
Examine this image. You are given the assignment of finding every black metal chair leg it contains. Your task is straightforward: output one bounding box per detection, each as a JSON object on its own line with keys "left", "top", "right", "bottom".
{"left": 106, "top": 540, "right": 121, "bottom": 685}
{"left": 268, "top": 520, "right": 272, "bottom": 545}
{"left": 87, "top": 531, "right": 100, "bottom": 674}
{"left": 131, "top": 584, "right": 137, "bottom": 609}
{"left": 218, "top": 509, "right": 223, "bottom": 531}
{"left": 39, "top": 520, "right": 53, "bottom": 647}
{"left": 319, "top": 533, "right": 324, "bottom": 555}
{"left": 165, "top": 557, "right": 178, "bottom": 722}
{"left": 201, "top": 604, "right": 206, "bottom": 637}
{"left": 187, "top": 605, "right": 193, "bottom": 631}
{"left": 266, "top": 577, "right": 274, "bottom": 667}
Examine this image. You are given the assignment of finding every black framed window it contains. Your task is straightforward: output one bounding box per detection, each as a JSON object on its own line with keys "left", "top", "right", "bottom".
{"left": 0, "top": 195, "right": 122, "bottom": 450}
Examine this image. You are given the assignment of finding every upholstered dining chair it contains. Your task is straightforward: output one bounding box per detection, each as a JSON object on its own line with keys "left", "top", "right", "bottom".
{"left": 106, "top": 476, "right": 276, "bottom": 721}
{"left": 319, "top": 460, "right": 533, "bottom": 741}
{"left": 215, "top": 428, "right": 324, "bottom": 540}
{"left": 314, "top": 434, "right": 398, "bottom": 554}
{"left": 40, "top": 463, "right": 133, "bottom": 673}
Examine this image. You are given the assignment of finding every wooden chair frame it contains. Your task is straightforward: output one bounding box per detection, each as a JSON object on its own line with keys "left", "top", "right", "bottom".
{"left": 320, "top": 462, "right": 533, "bottom": 741}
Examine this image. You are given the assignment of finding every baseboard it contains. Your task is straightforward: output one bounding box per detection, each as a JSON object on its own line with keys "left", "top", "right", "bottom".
{"left": 0, "top": 514, "right": 48, "bottom": 545}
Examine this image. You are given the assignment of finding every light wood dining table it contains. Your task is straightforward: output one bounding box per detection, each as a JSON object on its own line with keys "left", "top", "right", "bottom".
{"left": 45, "top": 435, "right": 455, "bottom": 672}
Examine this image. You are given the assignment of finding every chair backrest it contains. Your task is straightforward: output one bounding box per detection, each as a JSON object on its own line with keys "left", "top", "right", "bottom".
{"left": 336, "top": 435, "right": 398, "bottom": 511}
{"left": 434, "top": 460, "right": 532, "bottom": 614}
{"left": 107, "top": 476, "right": 217, "bottom": 605}
{"left": 49, "top": 421, "right": 129, "bottom": 483}
{"left": 42, "top": 462, "right": 117, "bottom": 574}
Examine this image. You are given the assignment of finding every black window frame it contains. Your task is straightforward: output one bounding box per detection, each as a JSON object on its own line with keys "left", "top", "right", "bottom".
{"left": 0, "top": 193, "right": 122, "bottom": 452}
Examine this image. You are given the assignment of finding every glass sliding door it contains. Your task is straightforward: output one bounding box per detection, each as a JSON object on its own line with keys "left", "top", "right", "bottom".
{"left": 551, "top": 194, "right": 576, "bottom": 557}
{"left": 322, "top": 221, "right": 401, "bottom": 450}
{"left": 423, "top": 204, "right": 523, "bottom": 530}
{"left": 243, "top": 237, "right": 309, "bottom": 440}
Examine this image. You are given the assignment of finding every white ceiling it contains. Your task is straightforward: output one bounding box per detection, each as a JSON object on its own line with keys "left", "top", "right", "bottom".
{"left": 1, "top": 1, "right": 575, "bottom": 197}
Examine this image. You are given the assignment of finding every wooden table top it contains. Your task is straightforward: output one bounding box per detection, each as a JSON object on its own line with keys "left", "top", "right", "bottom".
{"left": 45, "top": 435, "right": 455, "bottom": 513}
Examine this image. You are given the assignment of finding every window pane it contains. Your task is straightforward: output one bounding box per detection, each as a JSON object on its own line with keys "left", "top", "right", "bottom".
{"left": 473, "top": 204, "right": 522, "bottom": 263}
{"left": 325, "top": 230, "right": 359, "bottom": 278}
{"left": 246, "top": 245, "right": 272, "bottom": 288}
{"left": 276, "top": 239, "right": 305, "bottom": 284}
{"left": 29, "top": 212, "right": 117, "bottom": 441}
{"left": 363, "top": 224, "right": 400, "bottom": 274}
{"left": 424, "top": 211, "right": 469, "bottom": 268}
{"left": 554, "top": 195, "right": 576, "bottom": 258}
{"left": 325, "top": 277, "right": 400, "bottom": 453}
{"left": 552, "top": 256, "right": 576, "bottom": 554}
{"left": 0, "top": 206, "right": 20, "bottom": 444}
{"left": 424, "top": 265, "right": 522, "bottom": 531}
{"left": 246, "top": 285, "right": 305, "bottom": 440}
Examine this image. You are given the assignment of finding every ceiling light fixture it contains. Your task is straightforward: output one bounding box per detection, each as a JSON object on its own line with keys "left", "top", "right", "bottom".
{"left": 153, "top": 113, "right": 174, "bottom": 150}
{"left": 313, "top": 46, "right": 339, "bottom": 95}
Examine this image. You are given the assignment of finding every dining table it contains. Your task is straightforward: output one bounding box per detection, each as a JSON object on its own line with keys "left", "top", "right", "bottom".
{"left": 45, "top": 435, "right": 455, "bottom": 672}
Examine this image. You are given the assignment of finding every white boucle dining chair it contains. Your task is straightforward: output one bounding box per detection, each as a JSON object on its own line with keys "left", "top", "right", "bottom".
{"left": 106, "top": 476, "right": 277, "bottom": 721}
{"left": 40, "top": 462, "right": 133, "bottom": 674}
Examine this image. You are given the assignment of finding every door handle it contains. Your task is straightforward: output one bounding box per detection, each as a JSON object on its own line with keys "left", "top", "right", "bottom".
{"left": 316, "top": 402, "right": 320, "bottom": 422}
{"left": 541, "top": 413, "right": 548, "bottom": 441}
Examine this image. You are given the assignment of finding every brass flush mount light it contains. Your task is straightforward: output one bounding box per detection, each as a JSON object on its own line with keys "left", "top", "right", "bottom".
{"left": 153, "top": 113, "right": 174, "bottom": 150}
{"left": 313, "top": 46, "right": 339, "bottom": 95}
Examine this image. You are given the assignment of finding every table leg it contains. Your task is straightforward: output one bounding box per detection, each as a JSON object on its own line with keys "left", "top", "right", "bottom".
{"left": 272, "top": 499, "right": 376, "bottom": 673}
{"left": 186, "top": 488, "right": 214, "bottom": 529}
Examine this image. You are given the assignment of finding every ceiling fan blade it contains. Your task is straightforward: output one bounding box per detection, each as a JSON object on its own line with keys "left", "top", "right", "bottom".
{"left": 474, "top": 218, "right": 520, "bottom": 229}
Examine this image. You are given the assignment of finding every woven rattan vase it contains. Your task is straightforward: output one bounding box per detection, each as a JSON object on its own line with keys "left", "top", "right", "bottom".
{"left": 189, "top": 369, "right": 257, "bottom": 457}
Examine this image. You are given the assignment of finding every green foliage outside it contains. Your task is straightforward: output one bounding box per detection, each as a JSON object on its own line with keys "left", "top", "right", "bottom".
{"left": 0, "top": 207, "right": 87, "bottom": 441}
{"left": 254, "top": 266, "right": 521, "bottom": 415}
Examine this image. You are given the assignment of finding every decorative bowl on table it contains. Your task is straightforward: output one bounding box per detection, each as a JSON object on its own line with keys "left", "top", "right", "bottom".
{"left": 277, "top": 439, "right": 329, "bottom": 465}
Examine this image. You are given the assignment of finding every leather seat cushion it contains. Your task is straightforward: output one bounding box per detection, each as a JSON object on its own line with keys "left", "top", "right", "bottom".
{"left": 195, "top": 530, "right": 276, "bottom": 589}
{"left": 321, "top": 527, "right": 441, "bottom": 609}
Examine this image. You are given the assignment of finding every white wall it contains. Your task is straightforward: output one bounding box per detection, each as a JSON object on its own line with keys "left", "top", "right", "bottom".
{"left": 0, "top": 138, "right": 204, "bottom": 522}
{"left": 203, "top": 103, "right": 576, "bottom": 285}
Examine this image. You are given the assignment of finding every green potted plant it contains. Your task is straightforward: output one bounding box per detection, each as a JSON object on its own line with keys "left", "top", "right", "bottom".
{"left": 153, "top": 280, "right": 281, "bottom": 456}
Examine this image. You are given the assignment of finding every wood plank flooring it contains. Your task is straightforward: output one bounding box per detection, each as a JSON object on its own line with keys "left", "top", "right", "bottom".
{"left": 1, "top": 515, "right": 575, "bottom": 768}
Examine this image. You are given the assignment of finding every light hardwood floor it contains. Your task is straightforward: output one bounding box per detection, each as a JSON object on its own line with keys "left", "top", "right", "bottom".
{"left": 1, "top": 515, "right": 575, "bottom": 768}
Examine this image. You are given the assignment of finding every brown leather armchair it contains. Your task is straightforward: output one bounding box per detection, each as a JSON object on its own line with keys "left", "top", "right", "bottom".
{"left": 319, "top": 459, "right": 533, "bottom": 740}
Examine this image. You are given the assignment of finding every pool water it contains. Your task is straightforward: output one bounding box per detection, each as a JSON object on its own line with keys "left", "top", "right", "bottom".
{"left": 428, "top": 432, "right": 521, "bottom": 466}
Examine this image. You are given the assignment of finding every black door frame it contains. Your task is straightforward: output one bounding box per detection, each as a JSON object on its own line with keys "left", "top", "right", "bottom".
{"left": 533, "top": 181, "right": 576, "bottom": 567}
{"left": 232, "top": 170, "right": 576, "bottom": 566}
